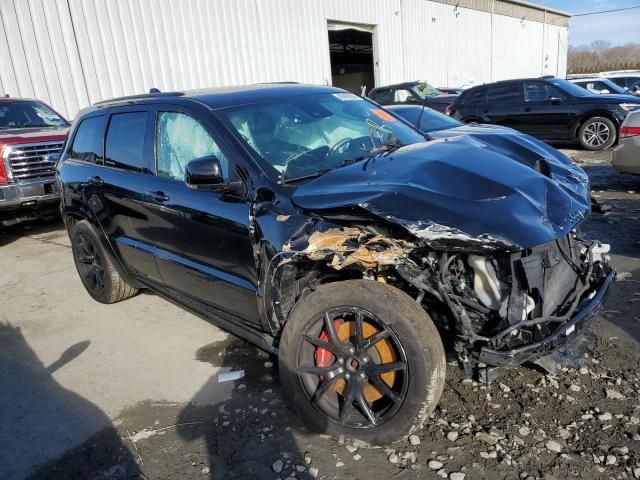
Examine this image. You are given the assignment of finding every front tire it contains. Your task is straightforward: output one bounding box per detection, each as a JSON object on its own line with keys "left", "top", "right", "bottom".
{"left": 278, "top": 280, "right": 446, "bottom": 445}
{"left": 578, "top": 116, "right": 616, "bottom": 151}
{"left": 70, "top": 220, "right": 138, "bottom": 304}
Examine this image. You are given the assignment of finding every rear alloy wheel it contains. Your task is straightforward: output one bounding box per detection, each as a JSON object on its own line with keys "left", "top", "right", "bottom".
{"left": 71, "top": 220, "right": 138, "bottom": 304}
{"left": 278, "top": 280, "right": 446, "bottom": 444}
{"left": 578, "top": 116, "right": 616, "bottom": 151}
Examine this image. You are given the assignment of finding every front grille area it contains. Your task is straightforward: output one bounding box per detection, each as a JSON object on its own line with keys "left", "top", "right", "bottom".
{"left": 6, "top": 141, "right": 64, "bottom": 182}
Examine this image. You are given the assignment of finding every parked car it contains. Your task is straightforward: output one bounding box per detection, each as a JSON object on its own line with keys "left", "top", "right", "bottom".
{"left": 368, "top": 81, "right": 457, "bottom": 113}
{"left": 449, "top": 76, "right": 640, "bottom": 151}
{"left": 0, "top": 97, "right": 69, "bottom": 226}
{"left": 569, "top": 77, "right": 630, "bottom": 96}
{"left": 612, "top": 109, "right": 640, "bottom": 174}
{"left": 601, "top": 72, "right": 640, "bottom": 91}
{"left": 58, "top": 84, "right": 612, "bottom": 444}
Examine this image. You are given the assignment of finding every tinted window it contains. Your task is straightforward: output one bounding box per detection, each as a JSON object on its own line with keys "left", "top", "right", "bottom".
{"left": 105, "top": 112, "right": 147, "bottom": 171}
{"left": 156, "top": 111, "right": 229, "bottom": 181}
{"left": 523, "top": 82, "right": 564, "bottom": 102}
{"left": 488, "top": 83, "right": 522, "bottom": 102}
{"left": 608, "top": 77, "right": 627, "bottom": 88}
{"left": 69, "top": 116, "right": 105, "bottom": 164}
{"left": 372, "top": 89, "right": 392, "bottom": 103}
{"left": 462, "top": 88, "right": 487, "bottom": 105}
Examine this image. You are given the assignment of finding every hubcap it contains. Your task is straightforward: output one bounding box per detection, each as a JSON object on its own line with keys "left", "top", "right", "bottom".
{"left": 75, "top": 233, "right": 105, "bottom": 292}
{"left": 297, "top": 307, "right": 409, "bottom": 429}
{"left": 583, "top": 121, "right": 611, "bottom": 147}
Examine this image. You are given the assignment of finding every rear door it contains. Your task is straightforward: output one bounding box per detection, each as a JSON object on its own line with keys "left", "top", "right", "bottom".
{"left": 483, "top": 82, "right": 523, "bottom": 129}
{"left": 94, "top": 106, "right": 163, "bottom": 282}
{"left": 520, "top": 81, "right": 572, "bottom": 140}
{"left": 140, "top": 104, "right": 260, "bottom": 323}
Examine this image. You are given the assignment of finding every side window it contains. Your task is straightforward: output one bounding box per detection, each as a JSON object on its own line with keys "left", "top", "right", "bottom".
{"left": 105, "top": 112, "right": 147, "bottom": 171}
{"left": 524, "top": 82, "right": 565, "bottom": 101}
{"left": 524, "top": 82, "right": 548, "bottom": 102}
{"left": 488, "top": 83, "right": 522, "bottom": 103}
{"left": 156, "top": 111, "right": 229, "bottom": 182}
{"left": 394, "top": 89, "right": 415, "bottom": 103}
{"left": 463, "top": 88, "right": 487, "bottom": 105}
{"left": 68, "top": 116, "right": 106, "bottom": 164}
{"left": 609, "top": 77, "right": 626, "bottom": 88}
{"left": 372, "top": 89, "right": 392, "bottom": 103}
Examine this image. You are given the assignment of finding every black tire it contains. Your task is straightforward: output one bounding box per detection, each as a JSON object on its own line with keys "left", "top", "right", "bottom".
{"left": 578, "top": 116, "right": 617, "bottom": 151}
{"left": 70, "top": 220, "right": 138, "bottom": 304}
{"left": 278, "top": 280, "right": 446, "bottom": 445}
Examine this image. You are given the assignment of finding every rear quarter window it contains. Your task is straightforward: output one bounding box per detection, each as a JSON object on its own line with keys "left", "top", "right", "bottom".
{"left": 488, "top": 83, "right": 522, "bottom": 102}
{"left": 68, "top": 115, "right": 106, "bottom": 164}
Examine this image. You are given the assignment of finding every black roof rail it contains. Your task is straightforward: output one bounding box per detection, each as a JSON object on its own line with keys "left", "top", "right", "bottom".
{"left": 93, "top": 91, "right": 185, "bottom": 106}
{"left": 539, "top": 75, "right": 556, "bottom": 79}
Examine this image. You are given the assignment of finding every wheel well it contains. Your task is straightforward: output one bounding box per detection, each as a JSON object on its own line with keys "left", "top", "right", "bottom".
{"left": 574, "top": 111, "right": 619, "bottom": 137}
{"left": 462, "top": 116, "right": 481, "bottom": 124}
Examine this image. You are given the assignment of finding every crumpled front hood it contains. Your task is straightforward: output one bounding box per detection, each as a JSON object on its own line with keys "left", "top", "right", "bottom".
{"left": 292, "top": 134, "right": 590, "bottom": 251}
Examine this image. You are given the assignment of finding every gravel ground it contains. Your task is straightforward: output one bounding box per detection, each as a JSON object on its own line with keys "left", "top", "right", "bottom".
{"left": 6, "top": 149, "right": 640, "bottom": 480}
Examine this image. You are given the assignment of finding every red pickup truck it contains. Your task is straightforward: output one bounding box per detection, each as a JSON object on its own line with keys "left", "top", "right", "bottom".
{"left": 0, "top": 98, "right": 69, "bottom": 226}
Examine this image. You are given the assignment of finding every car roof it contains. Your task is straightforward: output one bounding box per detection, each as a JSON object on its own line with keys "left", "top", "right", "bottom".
{"left": 371, "top": 81, "right": 421, "bottom": 91}
{"left": 91, "top": 83, "right": 345, "bottom": 111}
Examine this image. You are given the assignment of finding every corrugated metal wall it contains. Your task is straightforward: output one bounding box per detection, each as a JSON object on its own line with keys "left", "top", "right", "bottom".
{"left": 0, "top": 0, "right": 568, "bottom": 120}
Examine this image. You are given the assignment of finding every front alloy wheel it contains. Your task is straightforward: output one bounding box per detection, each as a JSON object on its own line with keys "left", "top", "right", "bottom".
{"left": 278, "top": 280, "right": 446, "bottom": 444}
{"left": 298, "top": 307, "right": 409, "bottom": 428}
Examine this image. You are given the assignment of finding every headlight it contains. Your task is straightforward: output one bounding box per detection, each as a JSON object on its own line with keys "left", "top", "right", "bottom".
{"left": 620, "top": 103, "right": 640, "bottom": 111}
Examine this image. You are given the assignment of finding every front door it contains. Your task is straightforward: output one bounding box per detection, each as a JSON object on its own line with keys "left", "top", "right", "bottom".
{"left": 141, "top": 106, "right": 260, "bottom": 323}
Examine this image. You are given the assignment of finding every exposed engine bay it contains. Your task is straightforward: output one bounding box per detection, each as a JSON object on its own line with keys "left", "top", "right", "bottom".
{"left": 272, "top": 222, "right": 613, "bottom": 380}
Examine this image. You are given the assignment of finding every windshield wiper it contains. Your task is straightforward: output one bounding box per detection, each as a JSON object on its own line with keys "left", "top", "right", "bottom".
{"left": 282, "top": 168, "right": 333, "bottom": 184}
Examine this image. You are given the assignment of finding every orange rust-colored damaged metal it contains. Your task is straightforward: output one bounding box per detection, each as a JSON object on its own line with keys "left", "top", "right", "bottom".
{"left": 301, "top": 227, "right": 413, "bottom": 272}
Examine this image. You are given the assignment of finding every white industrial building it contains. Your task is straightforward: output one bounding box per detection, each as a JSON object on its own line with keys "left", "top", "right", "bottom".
{"left": 0, "top": 0, "right": 569, "bottom": 120}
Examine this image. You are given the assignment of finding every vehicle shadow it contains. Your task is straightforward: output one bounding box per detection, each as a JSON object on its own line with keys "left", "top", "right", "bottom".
{"left": 0, "top": 216, "right": 64, "bottom": 248}
{"left": 175, "top": 337, "right": 321, "bottom": 479}
{"left": 0, "top": 322, "right": 141, "bottom": 480}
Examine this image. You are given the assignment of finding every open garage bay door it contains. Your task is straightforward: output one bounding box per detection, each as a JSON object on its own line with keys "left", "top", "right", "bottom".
{"left": 327, "top": 22, "right": 376, "bottom": 96}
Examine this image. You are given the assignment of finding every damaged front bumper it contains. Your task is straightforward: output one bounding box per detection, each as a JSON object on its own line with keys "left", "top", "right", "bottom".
{"left": 478, "top": 269, "right": 614, "bottom": 367}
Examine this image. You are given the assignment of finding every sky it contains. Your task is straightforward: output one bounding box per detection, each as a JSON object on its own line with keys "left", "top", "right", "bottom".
{"left": 533, "top": 0, "right": 640, "bottom": 46}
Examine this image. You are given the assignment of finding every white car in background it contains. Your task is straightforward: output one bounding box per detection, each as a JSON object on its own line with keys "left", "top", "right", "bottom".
{"left": 612, "top": 110, "right": 640, "bottom": 175}
{"left": 569, "top": 77, "right": 631, "bottom": 96}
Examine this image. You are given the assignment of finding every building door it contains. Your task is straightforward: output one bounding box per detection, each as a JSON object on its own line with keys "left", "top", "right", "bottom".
{"left": 327, "top": 22, "right": 376, "bottom": 96}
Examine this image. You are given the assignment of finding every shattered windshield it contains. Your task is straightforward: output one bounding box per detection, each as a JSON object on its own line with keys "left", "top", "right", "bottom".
{"left": 413, "top": 83, "right": 443, "bottom": 99}
{"left": 221, "top": 92, "right": 426, "bottom": 182}
{"left": 0, "top": 101, "right": 68, "bottom": 129}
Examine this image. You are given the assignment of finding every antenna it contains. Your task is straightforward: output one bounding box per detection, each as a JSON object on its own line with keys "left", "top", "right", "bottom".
{"left": 416, "top": 100, "right": 427, "bottom": 133}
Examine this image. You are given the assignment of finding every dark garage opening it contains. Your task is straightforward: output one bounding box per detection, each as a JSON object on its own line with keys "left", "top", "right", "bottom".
{"left": 328, "top": 27, "right": 375, "bottom": 95}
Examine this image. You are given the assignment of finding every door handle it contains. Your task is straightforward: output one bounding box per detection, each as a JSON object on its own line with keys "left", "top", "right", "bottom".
{"left": 483, "top": 108, "right": 490, "bottom": 113}
{"left": 524, "top": 106, "right": 532, "bottom": 112}
{"left": 145, "top": 191, "right": 170, "bottom": 203}
{"left": 86, "top": 176, "right": 103, "bottom": 186}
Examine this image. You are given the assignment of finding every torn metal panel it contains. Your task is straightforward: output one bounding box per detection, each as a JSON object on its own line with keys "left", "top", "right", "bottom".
{"left": 291, "top": 134, "right": 591, "bottom": 251}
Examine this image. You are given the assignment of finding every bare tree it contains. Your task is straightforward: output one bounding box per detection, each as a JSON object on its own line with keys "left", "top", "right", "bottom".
{"left": 568, "top": 41, "right": 640, "bottom": 74}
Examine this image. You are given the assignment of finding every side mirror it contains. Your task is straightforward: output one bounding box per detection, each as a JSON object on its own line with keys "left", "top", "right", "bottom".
{"left": 407, "top": 96, "right": 419, "bottom": 104}
{"left": 185, "top": 156, "right": 224, "bottom": 190}
{"left": 548, "top": 96, "right": 563, "bottom": 104}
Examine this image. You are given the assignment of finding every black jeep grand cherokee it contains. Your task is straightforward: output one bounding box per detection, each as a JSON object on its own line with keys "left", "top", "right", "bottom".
{"left": 58, "top": 84, "right": 613, "bottom": 444}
